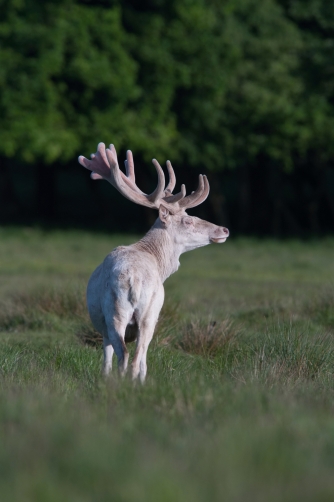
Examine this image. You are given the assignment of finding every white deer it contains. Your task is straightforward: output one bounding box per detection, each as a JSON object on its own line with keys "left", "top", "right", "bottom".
{"left": 78, "top": 143, "right": 229, "bottom": 382}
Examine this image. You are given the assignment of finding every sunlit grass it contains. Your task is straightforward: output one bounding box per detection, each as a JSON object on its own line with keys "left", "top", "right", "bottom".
{"left": 1, "top": 227, "right": 334, "bottom": 501}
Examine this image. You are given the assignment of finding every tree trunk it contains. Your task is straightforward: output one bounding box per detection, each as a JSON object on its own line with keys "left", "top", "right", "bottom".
{"left": 268, "top": 164, "right": 282, "bottom": 236}
{"left": 237, "top": 164, "right": 250, "bottom": 233}
{"left": 0, "top": 157, "right": 21, "bottom": 220}
{"left": 36, "top": 163, "right": 56, "bottom": 222}
{"left": 208, "top": 172, "right": 229, "bottom": 227}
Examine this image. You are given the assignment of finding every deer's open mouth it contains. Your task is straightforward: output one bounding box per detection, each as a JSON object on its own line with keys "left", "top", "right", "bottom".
{"left": 210, "top": 237, "right": 228, "bottom": 244}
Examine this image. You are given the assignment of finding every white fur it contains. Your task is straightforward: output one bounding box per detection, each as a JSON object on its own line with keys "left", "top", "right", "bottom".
{"left": 78, "top": 142, "right": 229, "bottom": 382}
{"left": 87, "top": 212, "right": 229, "bottom": 382}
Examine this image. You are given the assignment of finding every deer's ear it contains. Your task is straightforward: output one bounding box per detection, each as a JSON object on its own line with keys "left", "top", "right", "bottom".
{"left": 159, "top": 205, "right": 171, "bottom": 227}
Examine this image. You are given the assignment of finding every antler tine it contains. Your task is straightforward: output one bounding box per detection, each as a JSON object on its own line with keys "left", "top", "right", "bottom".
{"left": 179, "top": 174, "right": 210, "bottom": 209}
{"left": 124, "top": 150, "right": 136, "bottom": 183}
{"left": 147, "top": 159, "right": 166, "bottom": 203}
{"left": 104, "top": 147, "right": 155, "bottom": 207}
{"left": 103, "top": 144, "right": 142, "bottom": 195}
{"left": 88, "top": 153, "right": 104, "bottom": 180}
{"left": 165, "top": 160, "right": 176, "bottom": 193}
{"left": 163, "top": 184, "right": 186, "bottom": 204}
{"left": 78, "top": 142, "right": 113, "bottom": 181}
{"left": 80, "top": 143, "right": 209, "bottom": 212}
{"left": 178, "top": 174, "right": 204, "bottom": 207}
{"left": 187, "top": 175, "right": 210, "bottom": 208}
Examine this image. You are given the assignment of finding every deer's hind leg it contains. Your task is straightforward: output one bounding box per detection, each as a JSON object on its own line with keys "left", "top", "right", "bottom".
{"left": 103, "top": 296, "right": 133, "bottom": 377}
{"left": 104, "top": 318, "right": 130, "bottom": 377}
{"left": 86, "top": 309, "right": 113, "bottom": 376}
{"left": 103, "top": 337, "right": 114, "bottom": 376}
{"left": 90, "top": 314, "right": 116, "bottom": 377}
{"left": 131, "top": 287, "right": 164, "bottom": 383}
{"left": 131, "top": 316, "right": 159, "bottom": 383}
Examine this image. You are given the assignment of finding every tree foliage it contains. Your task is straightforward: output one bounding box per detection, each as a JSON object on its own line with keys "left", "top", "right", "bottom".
{"left": 1, "top": 0, "right": 334, "bottom": 234}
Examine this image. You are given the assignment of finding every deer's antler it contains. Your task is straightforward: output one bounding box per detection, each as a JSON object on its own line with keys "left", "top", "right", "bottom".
{"left": 78, "top": 143, "right": 209, "bottom": 213}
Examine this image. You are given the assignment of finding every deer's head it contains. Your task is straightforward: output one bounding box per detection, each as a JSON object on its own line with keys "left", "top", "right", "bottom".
{"left": 79, "top": 143, "right": 229, "bottom": 252}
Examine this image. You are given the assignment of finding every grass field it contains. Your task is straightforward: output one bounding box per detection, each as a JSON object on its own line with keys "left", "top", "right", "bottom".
{"left": 1, "top": 227, "right": 334, "bottom": 501}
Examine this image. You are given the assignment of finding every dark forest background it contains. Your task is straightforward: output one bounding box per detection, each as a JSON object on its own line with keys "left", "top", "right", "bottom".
{"left": 1, "top": 0, "right": 334, "bottom": 236}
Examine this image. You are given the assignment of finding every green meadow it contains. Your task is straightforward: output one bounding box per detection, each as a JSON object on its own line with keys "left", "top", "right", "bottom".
{"left": 1, "top": 227, "right": 334, "bottom": 501}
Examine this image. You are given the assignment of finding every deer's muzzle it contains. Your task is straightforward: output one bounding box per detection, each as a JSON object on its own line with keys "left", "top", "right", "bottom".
{"left": 210, "top": 226, "right": 229, "bottom": 243}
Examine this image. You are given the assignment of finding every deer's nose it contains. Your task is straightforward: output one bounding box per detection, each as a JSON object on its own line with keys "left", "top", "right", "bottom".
{"left": 222, "top": 227, "right": 229, "bottom": 236}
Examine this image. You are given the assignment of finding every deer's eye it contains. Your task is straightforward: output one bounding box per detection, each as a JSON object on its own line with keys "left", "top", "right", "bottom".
{"left": 182, "top": 217, "right": 193, "bottom": 226}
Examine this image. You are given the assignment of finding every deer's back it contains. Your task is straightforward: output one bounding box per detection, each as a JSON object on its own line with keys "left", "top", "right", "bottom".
{"left": 87, "top": 245, "right": 161, "bottom": 322}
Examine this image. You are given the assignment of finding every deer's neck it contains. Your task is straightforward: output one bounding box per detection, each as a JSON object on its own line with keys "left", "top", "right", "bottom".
{"left": 134, "top": 226, "right": 181, "bottom": 282}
